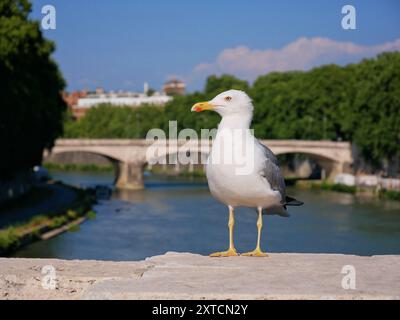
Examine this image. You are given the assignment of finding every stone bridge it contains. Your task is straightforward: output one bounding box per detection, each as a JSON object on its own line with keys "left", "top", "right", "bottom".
{"left": 46, "top": 139, "right": 353, "bottom": 189}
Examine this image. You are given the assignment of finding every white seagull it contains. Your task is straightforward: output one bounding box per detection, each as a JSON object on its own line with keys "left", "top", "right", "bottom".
{"left": 191, "top": 90, "right": 303, "bottom": 257}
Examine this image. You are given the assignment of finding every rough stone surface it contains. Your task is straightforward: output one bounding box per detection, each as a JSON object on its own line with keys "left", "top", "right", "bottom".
{"left": 0, "top": 252, "right": 399, "bottom": 300}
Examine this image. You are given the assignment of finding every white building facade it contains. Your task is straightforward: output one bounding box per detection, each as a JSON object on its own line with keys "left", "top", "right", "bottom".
{"left": 77, "top": 93, "right": 172, "bottom": 108}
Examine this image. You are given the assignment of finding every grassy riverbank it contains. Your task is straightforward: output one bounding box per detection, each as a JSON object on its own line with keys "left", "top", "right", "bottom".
{"left": 312, "top": 181, "right": 357, "bottom": 194}
{"left": 296, "top": 180, "right": 358, "bottom": 194}
{"left": 147, "top": 166, "right": 206, "bottom": 178}
{"left": 44, "top": 162, "right": 114, "bottom": 172}
{"left": 44, "top": 162, "right": 208, "bottom": 178}
{"left": 379, "top": 189, "right": 400, "bottom": 201}
{"left": 0, "top": 182, "right": 96, "bottom": 256}
{"left": 296, "top": 179, "right": 400, "bottom": 200}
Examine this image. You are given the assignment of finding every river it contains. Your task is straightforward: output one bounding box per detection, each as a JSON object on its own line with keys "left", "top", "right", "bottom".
{"left": 13, "top": 171, "right": 400, "bottom": 260}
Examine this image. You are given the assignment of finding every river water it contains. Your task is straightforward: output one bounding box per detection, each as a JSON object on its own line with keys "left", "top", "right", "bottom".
{"left": 13, "top": 171, "right": 400, "bottom": 260}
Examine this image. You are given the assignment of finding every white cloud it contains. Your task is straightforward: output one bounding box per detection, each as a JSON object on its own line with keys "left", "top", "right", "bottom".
{"left": 189, "top": 37, "right": 400, "bottom": 85}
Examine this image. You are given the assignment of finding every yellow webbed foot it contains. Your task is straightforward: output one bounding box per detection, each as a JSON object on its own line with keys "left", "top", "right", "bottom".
{"left": 209, "top": 248, "right": 239, "bottom": 257}
{"left": 241, "top": 248, "right": 268, "bottom": 257}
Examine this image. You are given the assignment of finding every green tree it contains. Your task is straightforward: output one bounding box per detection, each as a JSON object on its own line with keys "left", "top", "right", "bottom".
{"left": 251, "top": 66, "right": 353, "bottom": 140}
{"left": 146, "top": 88, "right": 155, "bottom": 96}
{"left": 204, "top": 74, "right": 249, "bottom": 98}
{"left": 251, "top": 71, "right": 304, "bottom": 139}
{"left": 350, "top": 52, "right": 400, "bottom": 167}
{"left": 0, "top": 0, "right": 66, "bottom": 179}
{"left": 64, "top": 104, "right": 167, "bottom": 139}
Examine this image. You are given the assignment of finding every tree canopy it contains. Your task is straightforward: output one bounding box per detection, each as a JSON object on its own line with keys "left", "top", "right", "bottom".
{"left": 64, "top": 105, "right": 167, "bottom": 139}
{"left": 0, "top": 0, "right": 67, "bottom": 179}
{"left": 350, "top": 52, "right": 400, "bottom": 166}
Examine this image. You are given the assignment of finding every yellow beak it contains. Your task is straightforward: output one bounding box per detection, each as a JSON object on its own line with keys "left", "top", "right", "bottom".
{"left": 191, "top": 101, "right": 215, "bottom": 112}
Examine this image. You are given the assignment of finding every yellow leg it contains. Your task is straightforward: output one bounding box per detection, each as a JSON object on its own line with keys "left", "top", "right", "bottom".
{"left": 242, "top": 207, "right": 268, "bottom": 257}
{"left": 210, "top": 206, "right": 239, "bottom": 257}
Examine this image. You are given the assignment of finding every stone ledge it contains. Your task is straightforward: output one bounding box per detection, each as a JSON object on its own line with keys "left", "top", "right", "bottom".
{"left": 1, "top": 252, "right": 399, "bottom": 300}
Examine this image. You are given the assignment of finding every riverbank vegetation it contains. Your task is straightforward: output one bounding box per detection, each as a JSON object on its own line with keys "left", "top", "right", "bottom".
{"left": 379, "top": 189, "right": 400, "bottom": 201}
{"left": 311, "top": 181, "right": 357, "bottom": 194}
{"left": 0, "top": 183, "right": 96, "bottom": 255}
{"left": 44, "top": 162, "right": 114, "bottom": 172}
{"left": 63, "top": 53, "right": 400, "bottom": 173}
{"left": 298, "top": 180, "right": 400, "bottom": 201}
{"left": 147, "top": 166, "right": 206, "bottom": 178}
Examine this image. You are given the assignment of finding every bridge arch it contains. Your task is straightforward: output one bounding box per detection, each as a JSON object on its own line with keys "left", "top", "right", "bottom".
{"left": 47, "top": 148, "right": 125, "bottom": 163}
{"left": 44, "top": 149, "right": 144, "bottom": 190}
{"left": 274, "top": 151, "right": 344, "bottom": 180}
{"left": 273, "top": 149, "right": 338, "bottom": 163}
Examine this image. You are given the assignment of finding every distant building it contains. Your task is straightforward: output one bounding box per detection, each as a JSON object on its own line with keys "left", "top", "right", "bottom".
{"left": 62, "top": 90, "right": 88, "bottom": 109}
{"left": 76, "top": 92, "right": 172, "bottom": 108}
{"left": 63, "top": 83, "right": 173, "bottom": 119}
{"left": 163, "top": 79, "right": 186, "bottom": 96}
{"left": 95, "top": 87, "right": 105, "bottom": 95}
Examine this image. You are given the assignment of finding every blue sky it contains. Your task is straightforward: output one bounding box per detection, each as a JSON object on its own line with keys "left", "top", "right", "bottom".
{"left": 31, "top": 0, "right": 400, "bottom": 92}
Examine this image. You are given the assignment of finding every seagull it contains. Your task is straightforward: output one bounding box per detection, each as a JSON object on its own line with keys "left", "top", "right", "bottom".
{"left": 191, "top": 90, "right": 303, "bottom": 257}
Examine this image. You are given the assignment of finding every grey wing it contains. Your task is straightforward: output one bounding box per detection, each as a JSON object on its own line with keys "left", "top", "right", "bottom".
{"left": 257, "top": 141, "right": 286, "bottom": 203}
{"left": 258, "top": 141, "right": 279, "bottom": 165}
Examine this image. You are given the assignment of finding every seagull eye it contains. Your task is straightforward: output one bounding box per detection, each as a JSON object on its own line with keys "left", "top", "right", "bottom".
{"left": 224, "top": 96, "right": 232, "bottom": 102}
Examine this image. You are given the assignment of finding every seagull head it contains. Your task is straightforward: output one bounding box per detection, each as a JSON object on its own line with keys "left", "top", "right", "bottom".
{"left": 191, "top": 90, "right": 253, "bottom": 117}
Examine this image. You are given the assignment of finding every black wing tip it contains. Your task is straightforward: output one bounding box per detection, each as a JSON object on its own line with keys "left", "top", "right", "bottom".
{"left": 285, "top": 195, "right": 304, "bottom": 206}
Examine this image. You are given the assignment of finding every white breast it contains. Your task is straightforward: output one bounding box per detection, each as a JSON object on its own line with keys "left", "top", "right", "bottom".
{"left": 206, "top": 129, "right": 281, "bottom": 208}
